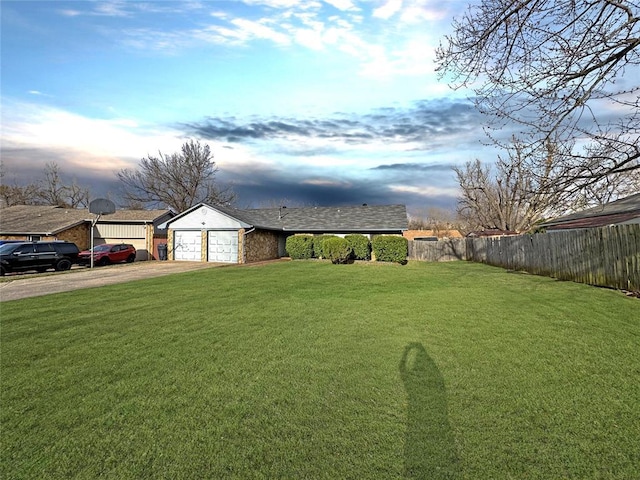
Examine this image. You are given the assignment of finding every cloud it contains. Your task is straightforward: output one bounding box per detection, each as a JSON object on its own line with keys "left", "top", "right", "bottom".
{"left": 373, "top": 0, "right": 403, "bottom": 19}
{"left": 182, "top": 98, "right": 482, "bottom": 155}
{"left": 230, "top": 17, "right": 292, "bottom": 45}
{"left": 1, "top": 96, "right": 472, "bottom": 212}
{"left": 323, "top": 0, "right": 359, "bottom": 12}
{"left": 371, "top": 163, "right": 454, "bottom": 172}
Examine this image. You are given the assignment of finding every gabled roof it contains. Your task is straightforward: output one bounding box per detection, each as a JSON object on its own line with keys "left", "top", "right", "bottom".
{"left": 0, "top": 205, "right": 173, "bottom": 235}
{"left": 167, "top": 203, "right": 408, "bottom": 232}
{"left": 540, "top": 193, "right": 640, "bottom": 230}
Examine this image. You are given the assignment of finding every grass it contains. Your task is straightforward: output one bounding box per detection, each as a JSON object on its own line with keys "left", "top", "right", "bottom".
{"left": 1, "top": 261, "right": 639, "bottom": 479}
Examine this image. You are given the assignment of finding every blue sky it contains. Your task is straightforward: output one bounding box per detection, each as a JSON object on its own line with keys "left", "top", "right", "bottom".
{"left": 1, "top": 0, "right": 499, "bottom": 214}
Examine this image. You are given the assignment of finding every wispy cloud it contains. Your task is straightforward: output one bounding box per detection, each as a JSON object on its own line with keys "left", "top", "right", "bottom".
{"left": 183, "top": 99, "right": 481, "bottom": 152}
{"left": 68, "top": 0, "right": 457, "bottom": 79}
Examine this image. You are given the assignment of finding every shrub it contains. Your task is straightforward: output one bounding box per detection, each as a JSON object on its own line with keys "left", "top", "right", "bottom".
{"left": 345, "top": 234, "right": 371, "bottom": 260}
{"left": 372, "top": 235, "right": 408, "bottom": 264}
{"left": 286, "top": 235, "right": 314, "bottom": 259}
{"left": 312, "top": 235, "right": 335, "bottom": 258}
{"left": 323, "top": 237, "right": 353, "bottom": 264}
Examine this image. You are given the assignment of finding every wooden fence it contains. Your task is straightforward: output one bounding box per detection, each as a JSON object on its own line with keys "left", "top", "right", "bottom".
{"left": 408, "top": 224, "right": 640, "bottom": 292}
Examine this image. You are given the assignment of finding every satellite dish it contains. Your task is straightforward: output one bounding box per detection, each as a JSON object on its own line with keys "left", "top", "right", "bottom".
{"left": 89, "top": 198, "right": 116, "bottom": 215}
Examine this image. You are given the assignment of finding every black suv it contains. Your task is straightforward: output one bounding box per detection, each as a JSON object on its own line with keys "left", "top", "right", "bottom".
{"left": 0, "top": 241, "right": 80, "bottom": 276}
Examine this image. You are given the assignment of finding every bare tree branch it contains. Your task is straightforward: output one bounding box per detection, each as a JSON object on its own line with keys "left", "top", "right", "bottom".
{"left": 437, "top": 0, "right": 640, "bottom": 193}
{"left": 117, "top": 140, "right": 235, "bottom": 212}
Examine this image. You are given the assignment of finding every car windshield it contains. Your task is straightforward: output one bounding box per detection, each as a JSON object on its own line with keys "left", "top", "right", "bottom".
{"left": 0, "top": 243, "right": 22, "bottom": 254}
{"left": 92, "top": 245, "right": 111, "bottom": 252}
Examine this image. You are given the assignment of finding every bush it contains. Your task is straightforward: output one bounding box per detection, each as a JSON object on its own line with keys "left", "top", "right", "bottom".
{"left": 372, "top": 235, "right": 408, "bottom": 264}
{"left": 286, "top": 235, "right": 314, "bottom": 259}
{"left": 312, "top": 235, "right": 335, "bottom": 259}
{"left": 323, "top": 237, "right": 353, "bottom": 264}
{"left": 345, "top": 234, "right": 371, "bottom": 260}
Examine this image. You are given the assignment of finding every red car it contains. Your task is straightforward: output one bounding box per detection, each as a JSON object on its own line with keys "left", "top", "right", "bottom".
{"left": 78, "top": 243, "right": 136, "bottom": 266}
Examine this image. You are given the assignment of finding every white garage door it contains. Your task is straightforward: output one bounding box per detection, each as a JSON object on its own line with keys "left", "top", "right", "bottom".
{"left": 208, "top": 231, "right": 238, "bottom": 263}
{"left": 174, "top": 231, "right": 202, "bottom": 261}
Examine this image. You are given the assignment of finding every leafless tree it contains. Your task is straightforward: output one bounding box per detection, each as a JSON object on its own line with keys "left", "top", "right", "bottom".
{"left": 455, "top": 139, "right": 564, "bottom": 232}
{"left": 437, "top": 0, "right": 640, "bottom": 199}
{"left": 117, "top": 140, "right": 235, "bottom": 212}
{"left": 0, "top": 182, "right": 41, "bottom": 208}
{"left": 0, "top": 162, "right": 90, "bottom": 208}
{"left": 37, "top": 162, "right": 88, "bottom": 208}
{"left": 407, "top": 207, "right": 459, "bottom": 233}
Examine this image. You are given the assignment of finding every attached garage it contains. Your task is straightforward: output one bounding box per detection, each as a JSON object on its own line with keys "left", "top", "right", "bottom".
{"left": 167, "top": 205, "right": 249, "bottom": 263}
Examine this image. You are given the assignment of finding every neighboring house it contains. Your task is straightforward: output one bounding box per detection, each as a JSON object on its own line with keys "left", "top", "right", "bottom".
{"left": 539, "top": 193, "right": 640, "bottom": 231}
{"left": 0, "top": 205, "right": 173, "bottom": 260}
{"left": 163, "top": 203, "right": 408, "bottom": 263}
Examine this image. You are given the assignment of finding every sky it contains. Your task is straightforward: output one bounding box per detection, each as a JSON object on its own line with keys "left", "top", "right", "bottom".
{"left": 1, "top": 0, "right": 501, "bottom": 215}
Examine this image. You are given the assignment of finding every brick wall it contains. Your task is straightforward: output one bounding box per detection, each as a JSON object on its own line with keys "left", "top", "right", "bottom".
{"left": 0, "top": 224, "right": 90, "bottom": 249}
{"left": 58, "top": 224, "right": 91, "bottom": 250}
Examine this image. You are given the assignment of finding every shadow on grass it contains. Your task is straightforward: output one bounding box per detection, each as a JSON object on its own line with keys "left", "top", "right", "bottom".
{"left": 400, "top": 342, "right": 460, "bottom": 479}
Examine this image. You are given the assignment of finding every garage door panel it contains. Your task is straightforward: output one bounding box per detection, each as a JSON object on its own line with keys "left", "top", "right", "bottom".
{"left": 208, "top": 231, "right": 238, "bottom": 263}
{"left": 174, "top": 231, "right": 202, "bottom": 261}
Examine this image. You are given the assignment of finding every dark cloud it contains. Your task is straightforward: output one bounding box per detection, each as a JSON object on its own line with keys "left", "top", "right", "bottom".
{"left": 217, "top": 162, "right": 458, "bottom": 212}
{"left": 371, "top": 163, "right": 455, "bottom": 172}
{"left": 181, "top": 98, "right": 483, "bottom": 149}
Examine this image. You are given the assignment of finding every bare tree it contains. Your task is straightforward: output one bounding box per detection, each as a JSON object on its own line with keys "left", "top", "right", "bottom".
{"left": 65, "top": 178, "right": 91, "bottom": 209}
{"left": 41, "top": 163, "right": 90, "bottom": 208}
{"left": 454, "top": 139, "right": 564, "bottom": 232}
{"left": 117, "top": 140, "right": 235, "bottom": 212}
{"left": 0, "top": 182, "right": 42, "bottom": 208}
{"left": 407, "top": 207, "right": 458, "bottom": 233}
{"left": 0, "top": 162, "right": 90, "bottom": 208}
{"left": 437, "top": 0, "right": 640, "bottom": 198}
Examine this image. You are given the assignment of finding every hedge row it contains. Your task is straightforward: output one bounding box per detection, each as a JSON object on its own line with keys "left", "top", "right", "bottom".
{"left": 285, "top": 234, "right": 407, "bottom": 264}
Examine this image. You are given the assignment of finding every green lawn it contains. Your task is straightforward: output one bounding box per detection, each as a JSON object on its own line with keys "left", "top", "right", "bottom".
{"left": 1, "top": 261, "right": 638, "bottom": 479}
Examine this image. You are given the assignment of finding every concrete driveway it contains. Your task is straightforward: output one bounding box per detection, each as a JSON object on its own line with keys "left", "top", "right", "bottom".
{"left": 0, "top": 261, "right": 220, "bottom": 302}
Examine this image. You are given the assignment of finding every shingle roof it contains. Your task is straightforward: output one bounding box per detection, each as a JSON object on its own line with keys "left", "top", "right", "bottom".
{"left": 0, "top": 206, "right": 87, "bottom": 234}
{"left": 0, "top": 205, "right": 172, "bottom": 234}
{"left": 540, "top": 193, "right": 640, "bottom": 230}
{"left": 203, "top": 204, "right": 408, "bottom": 232}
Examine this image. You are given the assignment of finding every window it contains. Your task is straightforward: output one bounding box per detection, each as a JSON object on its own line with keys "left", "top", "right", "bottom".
{"left": 36, "top": 243, "right": 55, "bottom": 253}
{"left": 16, "top": 244, "right": 35, "bottom": 254}
{"left": 29, "top": 235, "right": 41, "bottom": 242}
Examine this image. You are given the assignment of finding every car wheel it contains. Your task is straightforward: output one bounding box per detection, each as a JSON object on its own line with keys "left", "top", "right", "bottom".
{"left": 126, "top": 254, "right": 135, "bottom": 263}
{"left": 98, "top": 257, "right": 110, "bottom": 266}
{"left": 0, "top": 266, "right": 5, "bottom": 276}
{"left": 55, "top": 259, "right": 72, "bottom": 271}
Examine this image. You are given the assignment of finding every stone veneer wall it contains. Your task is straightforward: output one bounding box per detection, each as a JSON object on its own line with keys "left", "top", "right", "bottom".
{"left": 166, "top": 229, "right": 174, "bottom": 260}
{"left": 242, "top": 229, "right": 280, "bottom": 263}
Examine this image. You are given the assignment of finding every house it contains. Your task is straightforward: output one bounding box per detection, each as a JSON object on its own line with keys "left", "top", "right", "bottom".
{"left": 163, "top": 203, "right": 408, "bottom": 263}
{"left": 539, "top": 192, "right": 640, "bottom": 231}
{"left": 0, "top": 205, "right": 174, "bottom": 260}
